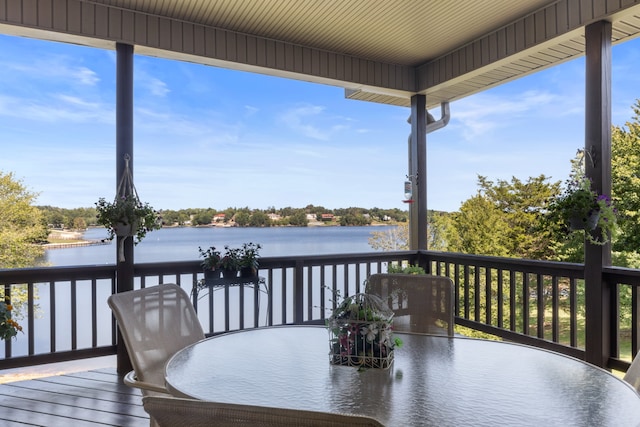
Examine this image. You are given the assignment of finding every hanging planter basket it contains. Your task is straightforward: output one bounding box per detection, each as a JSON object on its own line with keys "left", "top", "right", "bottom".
{"left": 568, "top": 211, "right": 600, "bottom": 231}
{"left": 95, "top": 154, "right": 161, "bottom": 262}
{"left": 113, "top": 220, "right": 139, "bottom": 237}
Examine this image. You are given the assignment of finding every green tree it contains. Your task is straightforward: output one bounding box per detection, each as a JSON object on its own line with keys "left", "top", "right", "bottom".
{"left": 612, "top": 99, "right": 640, "bottom": 253}
{"left": 193, "top": 211, "right": 212, "bottom": 225}
{"left": 450, "top": 194, "right": 510, "bottom": 256}
{"left": 0, "top": 171, "right": 48, "bottom": 268}
{"left": 249, "top": 211, "right": 271, "bottom": 227}
{"left": 288, "top": 211, "right": 309, "bottom": 226}
{"left": 72, "top": 217, "right": 87, "bottom": 230}
{"left": 477, "top": 175, "right": 559, "bottom": 259}
{"left": 234, "top": 211, "right": 251, "bottom": 227}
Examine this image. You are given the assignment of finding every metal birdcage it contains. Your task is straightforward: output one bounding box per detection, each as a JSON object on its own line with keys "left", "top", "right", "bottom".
{"left": 327, "top": 293, "right": 396, "bottom": 369}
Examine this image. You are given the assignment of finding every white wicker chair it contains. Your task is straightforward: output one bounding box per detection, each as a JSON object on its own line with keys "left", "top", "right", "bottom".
{"left": 142, "top": 396, "right": 386, "bottom": 427}
{"left": 624, "top": 351, "right": 640, "bottom": 392}
{"left": 107, "top": 284, "right": 205, "bottom": 396}
{"left": 366, "top": 273, "right": 454, "bottom": 336}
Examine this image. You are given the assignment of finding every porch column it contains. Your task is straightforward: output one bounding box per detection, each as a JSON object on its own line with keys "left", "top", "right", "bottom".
{"left": 584, "top": 21, "right": 613, "bottom": 368}
{"left": 115, "top": 42, "right": 135, "bottom": 375}
{"left": 408, "top": 94, "right": 428, "bottom": 250}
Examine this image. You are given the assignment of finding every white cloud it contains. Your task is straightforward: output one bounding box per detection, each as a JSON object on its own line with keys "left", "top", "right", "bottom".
{"left": 279, "top": 104, "right": 330, "bottom": 140}
{"left": 147, "top": 78, "right": 170, "bottom": 97}
{"left": 73, "top": 67, "right": 100, "bottom": 85}
{"left": 0, "top": 94, "right": 113, "bottom": 124}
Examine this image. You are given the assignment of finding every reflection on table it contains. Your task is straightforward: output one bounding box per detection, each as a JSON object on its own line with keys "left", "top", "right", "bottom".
{"left": 165, "top": 326, "right": 640, "bottom": 427}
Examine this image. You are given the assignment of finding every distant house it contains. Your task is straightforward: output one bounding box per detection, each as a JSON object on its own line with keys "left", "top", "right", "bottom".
{"left": 268, "top": 213, "right": 281, "bottom": 221}
{"left": 306, "top": 214, "right": 316, "bottom": 221}
{"left": 321, "top": 213, "right": 334, "bottom": 221}
{"left": 213, "top": 213, "right": 226, "bottom": 222}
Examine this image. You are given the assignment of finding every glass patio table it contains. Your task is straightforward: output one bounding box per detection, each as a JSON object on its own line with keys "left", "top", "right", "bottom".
{"left": 165, "top": 325, "right": 640, "bottom": 426}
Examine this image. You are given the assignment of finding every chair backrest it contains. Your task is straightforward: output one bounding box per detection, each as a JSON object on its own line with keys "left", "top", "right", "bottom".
{"left": 624, "top": 351, "right": 640, "bottom": 392}
{"left": 366, "top": 273, "right": 454, "bottom": 336}
{"left": 142, "top": 396, "right": 385, "bottom": 427}
{"left": 107, "top": 284, "right": 205, "bottom": 395}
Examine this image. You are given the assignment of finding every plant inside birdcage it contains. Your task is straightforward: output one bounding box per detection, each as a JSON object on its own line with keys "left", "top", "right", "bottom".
{"left": 327, "top": 292, "right": 402, "bottom": 370}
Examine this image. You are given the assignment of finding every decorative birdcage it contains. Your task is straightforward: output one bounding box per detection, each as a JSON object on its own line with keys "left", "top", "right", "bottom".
{"left": 327, "top": 293, "right": 398, "bottom": 369}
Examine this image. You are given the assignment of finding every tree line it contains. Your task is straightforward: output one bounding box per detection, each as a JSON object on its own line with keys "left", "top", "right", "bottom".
{"left": 37, "top": 204, "right": 409, "bottom": 230}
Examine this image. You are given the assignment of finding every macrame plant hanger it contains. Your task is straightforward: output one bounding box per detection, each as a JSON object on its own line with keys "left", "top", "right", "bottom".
{"left": 116, "top": 154, "right": 139, "bottom": 262}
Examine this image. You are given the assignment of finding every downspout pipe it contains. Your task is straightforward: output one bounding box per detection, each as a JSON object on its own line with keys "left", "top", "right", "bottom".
{"left": 425, "top": 102, "right": 450, "bottom": 134}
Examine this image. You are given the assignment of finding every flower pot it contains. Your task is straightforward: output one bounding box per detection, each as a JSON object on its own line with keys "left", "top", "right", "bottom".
{"left": 568, "top": 211, "right": 600, "bottom": 231}
{"left": 222, "top": 268, "right": 238, "bottom": 279}
{"left": 240, "top": 267, "right": 258, "bottom": 278}
{"left": 113, "top": 221, "right": 136, "bottom": 237}
{"left": 204, "top": 269, "right": 221, "bottom": 282}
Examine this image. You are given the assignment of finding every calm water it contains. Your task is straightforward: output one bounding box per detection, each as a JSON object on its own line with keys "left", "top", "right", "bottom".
{"left": 45, "top": 225, "right": 396, "bottom": 266}
{"left": 4, "top": 225, "right": 396, "bottom": 358}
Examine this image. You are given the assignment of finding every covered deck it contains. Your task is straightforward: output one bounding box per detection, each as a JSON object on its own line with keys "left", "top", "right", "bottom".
{"left": 2, "top": 1, "right": 640, "bottom": 423}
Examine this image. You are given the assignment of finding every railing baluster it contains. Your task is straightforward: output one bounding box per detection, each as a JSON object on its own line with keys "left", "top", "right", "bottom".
{"left": 71, "top": 279, "right": 77, "bottom": 350}
{"left": 2, "top": 253, "right": 640, "bottom": 372}
{"left": 497, "top": 269, "right": 504, "bottom": 329}
{"left": 570, "top": 277, "right": 578, "bottom": 348}
{"left": 551, "top": 275, "right": 559, "bottom": 343}
{"left": 91, "top": 279, "right": 97, "bottom": 348}
{"left": 523, "top": 273, "right": 530, "bottom": 336}
{"left": 485, "top": 267, "right": 492, "bottom": 325}
{"left": 537, "top": 273, "right": 544, "bottom": 339}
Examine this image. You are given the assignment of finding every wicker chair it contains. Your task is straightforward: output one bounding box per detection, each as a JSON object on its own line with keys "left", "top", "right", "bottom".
{"left": 107, "top": 284, "right": 205, "bottom": 396}
{"left": 142, "top": 396, "right": 385, "bottom": 427}
{"left": 624, "top": 351, "right": 640, "bottom": 392}
{"left": 366, "top": 273, "right": 454, "bottom": 336}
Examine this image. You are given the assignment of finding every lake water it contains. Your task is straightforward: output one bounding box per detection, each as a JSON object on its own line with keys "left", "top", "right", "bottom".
{"left": 2, "top": 225, "right": 396, "bottom": 365}
{"left": 45, "top": 225, "right": 397, "bottom": 266}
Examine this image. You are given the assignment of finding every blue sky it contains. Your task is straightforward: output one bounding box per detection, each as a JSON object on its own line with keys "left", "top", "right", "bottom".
{"left": 1, "top": 33, "right": 639, "bottom": 212}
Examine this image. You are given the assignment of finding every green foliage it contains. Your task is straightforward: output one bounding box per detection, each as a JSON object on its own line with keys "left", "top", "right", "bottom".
{"left": 450, "top": 194, "right": 510, "bottom": 257}
{"left": 249, "top": 211, "right": 271, "bottom": 227}
{"left": 288, "top": 211, "right": 309, "bottom": 226}
{"left": 428, "top": 210, "right": 454, "bottom": 251}
{"left": 0, "top": 299, "right": 22, "bottom": 340}
{"left": 339, "top": 213, "right": 371, "bottom": 226}
{"left": 446, "top": 175, "right": 559, "bottom": 259}
{"left": 545, "top": 163, "right": 617, "bottom": 245}
{"left": 71, "top": 217, "right": 86, "bottom": 230}
{"left": 0, "top": 171, "right": 47, "bottom": 268}
{"left": 612, "top": 100, "right": 640, "bottom": 253}
{"left": 198, "top": 246, "right": 221, "bottom": 270}
{"left": 386, "top": 262, "right": 425, "bottom": 275}
{"left": 192, "top": 211, "right": 214, "bottom": 225}
{"left": 239, "top": 242, "right": 261, "bottom": 269}
{"left": 219, "top": 245, "right": 242, "bottom": 270}
{"left": 234, "top": 211, "right": 251, "bottom": 227}
{"left": 95, "top": 194, "right": 161, "bottom": 243}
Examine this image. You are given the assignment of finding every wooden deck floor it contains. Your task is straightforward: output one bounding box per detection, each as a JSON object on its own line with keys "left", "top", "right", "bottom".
{"left": 0, "top": 368, "right": 149, "bottom": 426}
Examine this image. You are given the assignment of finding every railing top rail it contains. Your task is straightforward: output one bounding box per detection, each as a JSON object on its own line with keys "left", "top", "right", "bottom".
{"left": 0, "top": 264, "right": 116, "bottom": 282}
{"left": 422, "top": 250, "right": 585, "bottom": 277}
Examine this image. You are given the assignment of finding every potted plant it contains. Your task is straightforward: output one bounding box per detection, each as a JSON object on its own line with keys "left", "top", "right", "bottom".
{"left": 327, "top": 292, "right": 402, "bottom": 370}
{"left": 198, "top": 246, "right": 222, "bottom": 281}
{"left": 219, "top": 245, "right": 242, "bottom": 279}
{"left": 545, "top": 172, "right": 616, "bottom": 245}
{"left": 239, "top": 242, "right": 261, "bottom": 277}
{"left": 95, "top": 194, "right": 161, "bottom": 243}
{"left": 0, "top": 298, "right": 22, "bottom": 341}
